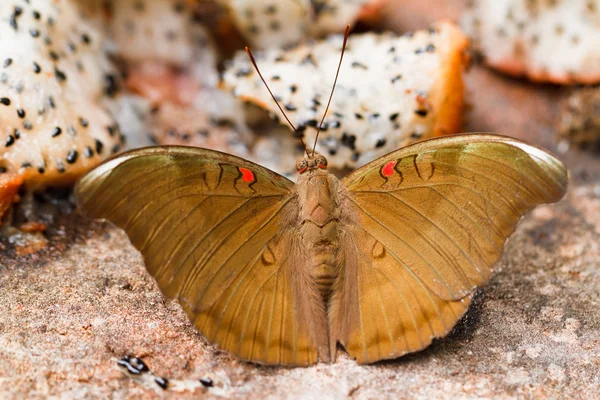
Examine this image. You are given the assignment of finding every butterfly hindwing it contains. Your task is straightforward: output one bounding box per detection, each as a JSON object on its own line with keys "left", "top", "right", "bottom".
{"left": 332, "top": 134, "right": 567, "bottom": 363}
{"left": 76, "top": 146, "right": 326, "bottom": 366}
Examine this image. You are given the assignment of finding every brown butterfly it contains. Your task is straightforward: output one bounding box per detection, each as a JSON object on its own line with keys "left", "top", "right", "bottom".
{"left": 75, "top": 29, "right": 568, "bottom": 366}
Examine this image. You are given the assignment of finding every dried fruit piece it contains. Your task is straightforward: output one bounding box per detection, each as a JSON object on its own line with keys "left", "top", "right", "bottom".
{"left": 0, "top": 0, "right": 122, "bottom": 192}
{"left": 218, "top": 0, "right": 385, "bottom": 49}
{"left": 462, "top": 0, "right": 600, "bottom": 84}
{"left": 219, "top": 0, "right": 312, "bottom": 49}
{"left": 223, "top": 22, "right": 468, "bottom": 169}
{"left": 110, "top": 0, "right": 215, "bottom": 69}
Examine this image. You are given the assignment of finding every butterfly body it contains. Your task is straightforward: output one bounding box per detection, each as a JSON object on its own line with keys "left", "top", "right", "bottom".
{"left": 76, "top": 134, "right": 568, "bottom": 366}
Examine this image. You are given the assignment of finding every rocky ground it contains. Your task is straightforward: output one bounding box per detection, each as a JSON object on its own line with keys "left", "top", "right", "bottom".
{"left": 1, "top": 1, "right": 599, "bottom": 398}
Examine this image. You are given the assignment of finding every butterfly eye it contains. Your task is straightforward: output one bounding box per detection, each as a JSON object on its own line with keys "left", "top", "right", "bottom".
{"left": 296, "top": 159, "right": 308, "bottom": 174}
{"left": 316, "top": 157, "right": 328, "bottom": 169}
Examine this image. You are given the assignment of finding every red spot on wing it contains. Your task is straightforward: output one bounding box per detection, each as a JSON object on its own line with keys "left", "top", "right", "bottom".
{"left": 239, "top": 167, "right": 255, "bottom": 183}
{"left": 381, "top": 161, "right": 396, "bottom": 177}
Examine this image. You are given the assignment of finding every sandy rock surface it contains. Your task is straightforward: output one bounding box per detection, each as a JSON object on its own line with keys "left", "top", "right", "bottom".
{"left": 1, "top": 63, "right": 599, "bottom": 399}
{"left": 2, "top": 0, "right": 600, "bottom": 396}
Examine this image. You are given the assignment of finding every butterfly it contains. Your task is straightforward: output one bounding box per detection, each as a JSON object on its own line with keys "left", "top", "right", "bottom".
{"left": 75, "top": 28, "right": 568, "bottom": 366}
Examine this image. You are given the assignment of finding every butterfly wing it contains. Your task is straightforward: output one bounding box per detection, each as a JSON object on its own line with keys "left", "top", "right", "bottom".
{"left": 76, "top": 146, "right": 327, "bottom": 366}
{"left": 331, "top": 134, "right": 568, "bottom": 363}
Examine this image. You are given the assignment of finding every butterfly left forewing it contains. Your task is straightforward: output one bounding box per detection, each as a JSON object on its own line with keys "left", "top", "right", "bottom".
{"left": 76, "top": 146, "right": 327, "bottom": 366}
{"left": 331, "top": 134, "right": 567, "bottom": 363}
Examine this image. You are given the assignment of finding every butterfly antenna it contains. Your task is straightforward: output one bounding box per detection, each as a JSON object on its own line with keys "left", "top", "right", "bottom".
{"left": 245, "top": 46, "right": 310, "bottom": 158}
{"left": 312, "top": 25, "right": 350, "bottom": 157}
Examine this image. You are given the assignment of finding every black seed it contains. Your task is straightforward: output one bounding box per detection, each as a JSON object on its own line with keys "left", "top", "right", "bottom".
{"left": 333, "top": 112, "right": 344, "bottom": 119}
{"left": 200, "top": 377, "right": 213, "bottom": 387}
{"left": 48, "top": 16, "right": 55, "bottom": 26}
{"left": 14, "top": 6, "right": 22, "bottom": 16}
{"left": 13, "top": 129, "right": 21, "bottom": 139}
{"left": 351, "top": 152, "right": 360, "bottom": 161}
{"left": 375, "top": 138, "right": 386, "bottom": 148}
{"left": 23, "top": 121, "right": 32, "bottom": 130}
{"left": 17, "top": 109, "right": 25, "bottom": 118}
{"left": 55, "top": 68, "right": 67, "bottom": 82}
{"left": 341, "top": 133, "right": 357, "bottom": 150}
{"left": 0, "top": 167, "right": 6, "bottom": 173}
{"left": 328, "top": 149, "right": 337, "bottom": 156}
{"left": 290, "top": 85, "right": 297, "bottom": 93}
{"left": 49, "top": 50, "right": 59, "bottom": 60}
{"left": 415, "top": 109, "right": 428, "bottom": 117}
{"left": 21, "top": 162, "right": 31, "bottom": 168}
{"left": 43, "top": 35, "right": 52, "bottom": 45}
{"left": 296, "top": 123, "right": 306, "bottom": 133}
{"left": 181, "top": 133, "right": 190, "bottom": 141}
{"left": 68, "top": 41, "right": 77, "bottom": 52}
{"left": 370, "top": 113, "right": 380, "bottom": 120}
{"left": 67, "top": 126, "right": 76, "bottom": 136}
{"left": 56, "top": 160, "right": 65, "bottom": 173}
{"left": 52, "top": 127, "right": 62, "bottom": 137}
{"left": 235, "top": 66, "right": 252, "bottom": 77}
{"left": 79, "top": 117, "right": 89, "bottom": 127}
{"left": 300, "top": 54, "right": 317, "bottom": 67}
{"left": 33, "top": 62, "right": 41, "bottom": 73}
{"left": 3, "top": 58, "right": 12, "bottom": 68}
{"left": 271, "top": 75, "right": 280, "bottom": 81}
{"left": 411, "top": 132, "right": 423, "bottom": 139}
{"left": 285, "top": 103, "right": 297, "bottom": 111}
{"left": 48, "top": 96, "right": 55, "bottom": 108}
{"left": 354, "top": 113, "right": 363, "bottom": 120}
{"left": 0, "top": 97, "right": 11, "bottom": 106}
{"left": 388, "top": 46, "right": 396, "bottom": 53}
{"left": 112, "top": 144, "right": 120, "bottom": 153}
{"left": 391, "top": 75, "right": 402, "bottom": 83}
{"left": 155, "top": 377, "right": 169, "bottom": 390}
{"left": 104, "top": 74, "right": 119, "bottom": 97}
{"left": 329, "top": 120, "right": 341, "bottom": 129}
{"left": 415, "top": 48, "right": 424, "bottom": 54}
{"left": 84, "top": 146, "right": 94, "bottom": 158}
{"left": 10, "top": 16, "right": 18, "bottom": 31}
{"left": 82, "top": 33, "right": 91, "bottom": 44}
{"left": 30, "top": 29, "right": 40, "bottom": 38}
{"left": 107, "top": 126, "right": 116, "bottom": 136}
{"left": 306, "top": 119, "right": 318, "bottom": 128}
{"left": 66, "top": 150, "right": 78, "bottom": 164}
{"left": 426, "top": 44, "right": 436, "bottom": 52}
{"left": 5, "top": 135, "right": 15, "bottom": 147}
{"left": 38, "top": 166, "right": 45, "bottom": 174}
{"left": 351, "top": 61, "right": 367, "bottom": 70}
{"left": 389, "top": 113, "right": 399, "bottom": 121}
{"left": 33, "top": 10, "right": 41, "bottom": 19}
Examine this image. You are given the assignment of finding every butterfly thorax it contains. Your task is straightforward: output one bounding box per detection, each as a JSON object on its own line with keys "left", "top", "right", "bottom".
{"left": 296, "top": 168, "right": 342, "bottom": 302}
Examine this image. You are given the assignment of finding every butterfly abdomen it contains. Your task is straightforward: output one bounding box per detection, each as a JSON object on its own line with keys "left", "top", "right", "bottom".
{"left": 297, "top": 171, "right": 343, "bottom": 303}
{"left": 303, "top": 223, "right": 340, "bottom": 302}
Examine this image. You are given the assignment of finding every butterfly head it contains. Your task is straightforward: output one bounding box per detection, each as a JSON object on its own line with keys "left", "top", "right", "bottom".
{"left": 296, "top": 154, "right": 328, "bottom": 174}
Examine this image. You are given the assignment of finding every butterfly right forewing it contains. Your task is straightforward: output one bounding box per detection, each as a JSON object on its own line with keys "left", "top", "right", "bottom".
{"left": 331, "top": 134, "right": 568, "bottom": 364}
